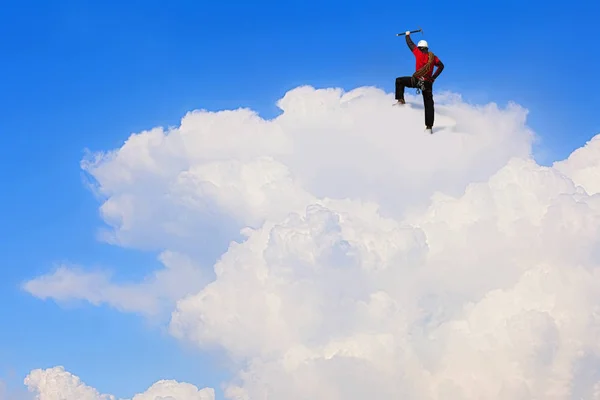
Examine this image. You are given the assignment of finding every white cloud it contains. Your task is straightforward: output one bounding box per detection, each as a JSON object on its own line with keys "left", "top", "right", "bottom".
{"left": 22, "top": 85, "right": 600, "bottom": 399}
{"left": 553, "top": 134, "right": 600, "bottom": 195}
{"left": 24, "top": 367, "right": 114, "bottom": 400}
{"left": 131, "top": 380, "right": 214, "bottom": 400}
{"left": 23, "top": 367, "right": 214, "bottom": 400}
{"left": 168, "top": 159, "right": 600, "bottom": 399}
{"left": 77, "top": 86, "right": 535, "bottom": 253}
{"left": 23, "top": 250, "right": 208, "bottom": 317}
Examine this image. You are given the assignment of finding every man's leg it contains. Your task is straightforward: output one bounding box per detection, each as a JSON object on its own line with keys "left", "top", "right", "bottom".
{"left": 422, "top": 81, "right": 434, "bottom": 127}
{"left": 395, "top": 76, "right": 414, "bottom": 103}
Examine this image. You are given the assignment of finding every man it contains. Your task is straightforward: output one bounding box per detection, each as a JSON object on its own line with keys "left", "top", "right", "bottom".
{"left": 394, "top": 31, "right": 444, "bottom": 133}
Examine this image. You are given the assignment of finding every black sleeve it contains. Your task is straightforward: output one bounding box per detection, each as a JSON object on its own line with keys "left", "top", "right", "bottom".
{"left": 432, "top": 60, "right": 444, "bottom": 80}
{"left": 406, "top": 35, "right": 416, "bottom": 51}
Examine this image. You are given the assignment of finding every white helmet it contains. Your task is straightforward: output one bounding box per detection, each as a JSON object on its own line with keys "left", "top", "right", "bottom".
{"left": 417, "top": 39, "right": 428, "bottom": 48}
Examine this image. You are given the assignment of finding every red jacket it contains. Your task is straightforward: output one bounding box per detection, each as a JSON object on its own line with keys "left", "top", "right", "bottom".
{"left": 406, "top": 36, "right": 444, "bottom": 82}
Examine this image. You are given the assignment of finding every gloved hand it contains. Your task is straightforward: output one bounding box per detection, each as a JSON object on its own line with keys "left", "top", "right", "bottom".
{"left": 406, "top": 31, "right": 410, "bottom": 35}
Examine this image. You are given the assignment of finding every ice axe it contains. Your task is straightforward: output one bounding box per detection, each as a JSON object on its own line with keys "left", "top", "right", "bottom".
{"left": 396, "top": 27, "right": 423, "bottom": 36}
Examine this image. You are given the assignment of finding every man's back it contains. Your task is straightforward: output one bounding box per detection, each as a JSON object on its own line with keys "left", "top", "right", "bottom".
{"left": 406, "top": 35, "right": 442, "bottom": 82}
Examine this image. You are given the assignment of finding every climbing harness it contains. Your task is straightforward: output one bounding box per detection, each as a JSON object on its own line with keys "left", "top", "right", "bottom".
{"left": 413, "top": 78, "right": 426, "bottom": 94}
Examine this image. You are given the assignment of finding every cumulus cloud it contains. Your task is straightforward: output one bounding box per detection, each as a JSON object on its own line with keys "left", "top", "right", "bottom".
{"left": 23, "top": 367, "right": 214, "bottom": 400}
{"left": 169, "top": 157, "right": 600, "bottom": 399}
{"left": 24, "top": 367, "right": 114, "bottom": 400}
{"left": 77, "top": 85, "right": 535, "bottom": 254}
{"left": 22, "top": 85, "right": 600, "bottom": 399}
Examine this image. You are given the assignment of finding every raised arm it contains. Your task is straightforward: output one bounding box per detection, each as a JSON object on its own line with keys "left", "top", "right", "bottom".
{"left": 405, "top": 33, "right": 416, "bottom": 51}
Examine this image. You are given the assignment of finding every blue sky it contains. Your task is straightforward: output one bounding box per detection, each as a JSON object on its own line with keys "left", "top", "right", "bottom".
{"left": 0, "top": 0, "right": 598, "bottom": 397}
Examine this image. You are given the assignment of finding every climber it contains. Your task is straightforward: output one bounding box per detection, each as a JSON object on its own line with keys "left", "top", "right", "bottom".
{"left": 394, "top": 31, "right": 444, "bottom": 133}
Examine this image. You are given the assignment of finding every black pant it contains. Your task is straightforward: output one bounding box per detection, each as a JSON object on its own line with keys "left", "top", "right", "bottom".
{"left": 395, "top": 76, "right": 434, "bottom": 127}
